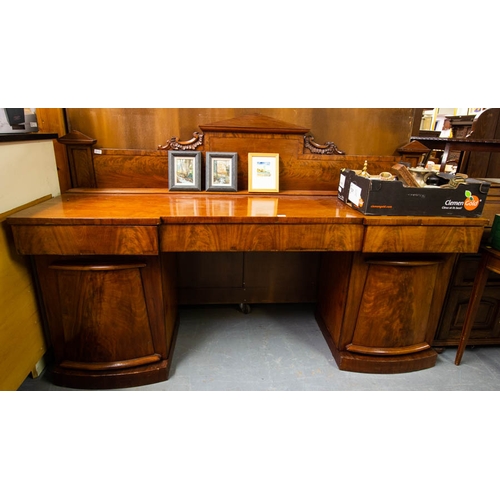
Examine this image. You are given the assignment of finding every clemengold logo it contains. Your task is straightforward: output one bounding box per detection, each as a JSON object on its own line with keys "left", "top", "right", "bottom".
{"left": 464, "top": 190, "right": 480, "bottom": 211}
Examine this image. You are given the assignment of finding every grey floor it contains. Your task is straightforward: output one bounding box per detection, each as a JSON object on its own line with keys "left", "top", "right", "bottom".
{"left": 18, "top": 302, "right": 500, "bottom": 391}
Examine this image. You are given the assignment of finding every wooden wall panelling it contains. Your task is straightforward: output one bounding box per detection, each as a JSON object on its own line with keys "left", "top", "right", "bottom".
{"left": 64, "top": 108, "right": 416, "bottom": 156}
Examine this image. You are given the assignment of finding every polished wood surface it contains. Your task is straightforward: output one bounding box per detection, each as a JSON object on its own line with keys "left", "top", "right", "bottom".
{"left": 7, "top": 192, "right": 363, "bottom": 225}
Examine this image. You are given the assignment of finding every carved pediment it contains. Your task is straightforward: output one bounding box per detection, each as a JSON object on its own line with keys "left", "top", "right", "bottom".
{"left": 158, "top": 113, "right": 344, "bottom": 155}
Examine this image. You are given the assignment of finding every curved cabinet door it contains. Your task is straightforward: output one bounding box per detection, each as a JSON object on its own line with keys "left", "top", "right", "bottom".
{"left": 34, "top": 255, "right": 175, "bottom": 389}
{"left": 347, "top": 258, "right": 442, "bottom": 355}
{"left": 318, "top": 252, "right": 456, "bottom": 373}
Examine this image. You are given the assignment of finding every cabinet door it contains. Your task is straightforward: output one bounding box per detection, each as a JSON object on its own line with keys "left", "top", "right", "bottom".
{"left": 34, "top": 256, "right": 168, "bottom": 372}
{"left": 342, "top": 254, "right": 452, "bottom": 355}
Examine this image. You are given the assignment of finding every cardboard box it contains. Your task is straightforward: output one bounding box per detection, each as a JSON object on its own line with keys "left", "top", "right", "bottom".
{"left": 338, "top": 169, "right": 490, "bottom": 217}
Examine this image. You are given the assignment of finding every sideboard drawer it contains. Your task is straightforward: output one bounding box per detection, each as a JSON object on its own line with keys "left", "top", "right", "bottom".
{"left": 363, "top": 225, "right": 484, "bottom": 253}
{"left": 11, "top": 225, "right": 159, "bottom": 255}
{"left": 160, "top": 223, "right": 364, "bottom": 252}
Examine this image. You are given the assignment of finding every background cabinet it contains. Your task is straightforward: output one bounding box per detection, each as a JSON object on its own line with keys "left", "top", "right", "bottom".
{"left": 434, "top": 253, "right": 500, "bottom": 346}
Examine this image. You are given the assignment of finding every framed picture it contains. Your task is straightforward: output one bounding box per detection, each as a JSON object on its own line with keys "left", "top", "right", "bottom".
{"left": 168, "top": 151, "right": 202, "bottom": 191}
{"left": 205, "top": 152, "right": 238, "bottom": 192}
{"left": 248, "top": 153, "right": 279, "bottom": 193}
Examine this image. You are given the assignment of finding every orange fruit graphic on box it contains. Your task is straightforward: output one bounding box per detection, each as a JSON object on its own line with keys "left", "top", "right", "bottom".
{"left": 464, "top": 190, "right": 480, "bottom": 211}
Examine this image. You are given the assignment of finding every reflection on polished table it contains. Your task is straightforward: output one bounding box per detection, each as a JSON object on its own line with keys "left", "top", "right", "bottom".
{"left": 7, "top": 190, "right": 487, "bottom": 389}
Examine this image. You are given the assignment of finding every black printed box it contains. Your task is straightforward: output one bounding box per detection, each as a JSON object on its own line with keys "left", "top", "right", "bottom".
{"left": 337, "top": 169, "right": 490, "bottom": 217}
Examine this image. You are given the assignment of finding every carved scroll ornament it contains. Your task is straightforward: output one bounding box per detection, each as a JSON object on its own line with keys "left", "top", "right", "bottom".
{"left": 304, "top": 134, "right": 345, "bottom": 155}
{"left": 158, "top": 131, "right": 204, "bottom": 151}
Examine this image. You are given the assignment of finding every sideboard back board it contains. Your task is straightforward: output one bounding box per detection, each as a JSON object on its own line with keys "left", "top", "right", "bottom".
{"left": 61, "top": 113, "right": 400, "bottom": 192}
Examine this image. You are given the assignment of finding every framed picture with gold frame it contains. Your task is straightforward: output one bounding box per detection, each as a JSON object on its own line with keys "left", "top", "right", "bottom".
{"left": 248, "top": 153, "right": 279, "bottom": 193}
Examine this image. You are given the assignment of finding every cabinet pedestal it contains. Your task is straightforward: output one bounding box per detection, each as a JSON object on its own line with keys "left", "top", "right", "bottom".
{"left": 317, "top": 252, "right": 456, "bottom": 374}
{"left": 33, "top": 254, "right": 178, "bottom": 390}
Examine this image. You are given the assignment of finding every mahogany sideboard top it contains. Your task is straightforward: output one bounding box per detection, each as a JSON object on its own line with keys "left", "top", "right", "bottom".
{"left": 7, "top": 190, "right": 487, "bottom": 255}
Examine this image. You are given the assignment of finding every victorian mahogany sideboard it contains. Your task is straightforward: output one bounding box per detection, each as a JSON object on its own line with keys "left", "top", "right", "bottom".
{"left": 6, "top": 114, "right": 488, "bottom": 389}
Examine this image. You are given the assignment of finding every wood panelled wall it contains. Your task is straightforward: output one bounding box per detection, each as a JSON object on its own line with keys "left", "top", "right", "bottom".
{"left": 58, "top": 108, "right": 417, "bottom": 156}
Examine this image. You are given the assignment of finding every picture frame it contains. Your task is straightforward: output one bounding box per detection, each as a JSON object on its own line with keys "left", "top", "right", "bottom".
{"left": 205, "top": 152, "right": 238, "bottom": 192}
{"left": 248, "top": 153, "right": 279, "bottom": 193}
{"left": 168, "top": 150, "right": 202, "bottom": 191}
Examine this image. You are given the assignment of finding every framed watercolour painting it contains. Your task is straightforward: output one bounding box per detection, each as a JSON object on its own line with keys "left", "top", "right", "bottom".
{"left": 205, "top": 152, "right": 238, "bottom": 192}
{"left": 168, "top": 151, "right": 202, "bottom": 191}
{"left": 248, "top": 153, "right": 279, "bottom": 193}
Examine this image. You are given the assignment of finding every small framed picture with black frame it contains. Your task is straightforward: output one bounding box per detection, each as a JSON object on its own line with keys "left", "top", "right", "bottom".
{"left": 205, "top": 152, "right": 238, "bottom": 192}
{"left": 168, "top": 150, "right": 202, "bottom": 191}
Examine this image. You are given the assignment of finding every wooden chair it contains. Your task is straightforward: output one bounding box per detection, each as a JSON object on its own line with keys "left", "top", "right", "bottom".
{"left": 455, "top": 246, "right": 500, "bottom": 364}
